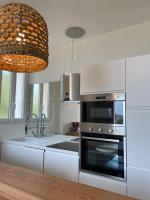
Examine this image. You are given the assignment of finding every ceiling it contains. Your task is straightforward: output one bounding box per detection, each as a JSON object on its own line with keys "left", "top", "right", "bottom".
{"left": 1, "top": 0, "right": 150, "bottom": 44}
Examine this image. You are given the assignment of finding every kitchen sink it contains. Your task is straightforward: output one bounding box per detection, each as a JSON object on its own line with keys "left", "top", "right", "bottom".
{"left": 70, "top": 138, "right": 80, "bottom": 142}
{"left": 11, "top": 137, "right": 51, "bottom": 145}
{"left": 11, "top": 137, "right": 39, "bottom": 143}
{"left": 47, "top": 141, "right": 79, "bottom": 152}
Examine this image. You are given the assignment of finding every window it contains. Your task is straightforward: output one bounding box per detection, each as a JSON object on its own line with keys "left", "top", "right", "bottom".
{"left": 32, "top": 84, "right": 40, "bottom": 116}
{"left": 42, "top": 83, "right": 49, "bottom": 118}
{"left": 0, "top": 70, "right": 27, "bottom": 121}
{"left": 29, "top": 82, "right": 50, "bottom": 119}
{"left": 0, "top": 71, "right": 11, "bottom": 119}
{"left": 0, "top": 71, "right": 50, "bottom": 122}
{"left": 14, "top": 73, "right": 26, "bottom": 119}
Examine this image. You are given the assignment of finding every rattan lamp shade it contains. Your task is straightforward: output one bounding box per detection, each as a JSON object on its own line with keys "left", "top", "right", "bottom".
{"left": 0, "top": 3, "right": 48, "bottom": 72}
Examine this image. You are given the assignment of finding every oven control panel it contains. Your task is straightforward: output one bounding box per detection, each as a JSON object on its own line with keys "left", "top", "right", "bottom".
{"left": 81, "top": 123, "right": 125, "bottom": 136}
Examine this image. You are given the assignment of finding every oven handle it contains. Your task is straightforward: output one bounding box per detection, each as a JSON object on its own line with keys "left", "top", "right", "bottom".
{"left": 81, "top": 136, "right": 120, "bottom": 143}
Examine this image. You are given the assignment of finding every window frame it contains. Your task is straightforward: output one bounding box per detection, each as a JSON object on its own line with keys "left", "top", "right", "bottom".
{"left": 0, "top": 71, "right": 29, "bottom": 123}
{"left": 27, "top": 83, "right": 40, "bottom": 119}
{"left": 41, "top": 82, "right": 51, "bottom": 119}
{"left": 28, "top": 82, "right": 51, "bottom": 121}
{"left": 12, "top": 73, "right": 29, "bottom": 122}
{"left": 0, "top": 71, "right": 12, "bottom": 123}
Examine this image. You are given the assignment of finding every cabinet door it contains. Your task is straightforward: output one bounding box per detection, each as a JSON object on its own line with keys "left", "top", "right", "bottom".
{"left": 1, "top": 143, "right": 44, "bottom": 172}
{"left": 126, "top": 54, "right": 150, "bottom": 108}
{"left": 127, "top": 166, "right": 150, "bottom": 200}
{"left": 80, "top": 59, "right": 125, "bottom": 94}
{"left": 127, "top": 110, "right": 150, "bottom": 168}
{"left": 44, "top": 150, "right": 79, "bottom": 182}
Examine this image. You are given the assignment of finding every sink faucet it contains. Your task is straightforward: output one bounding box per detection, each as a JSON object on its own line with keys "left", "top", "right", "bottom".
{"left": 31, "top": 113, "right": 39, "bottom": 137}
{"left": 40, "top": 113, "right": 46, "bottom": 137}
{"left": 25, "top": 113, "right": 47, "bottom": 138}
{"left": 25, "top": 113, "right": 39, "bottom": 137}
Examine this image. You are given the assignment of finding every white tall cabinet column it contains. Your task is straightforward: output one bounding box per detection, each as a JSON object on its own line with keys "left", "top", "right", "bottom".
{"left": 79, "top": 58, "right": 126, "bottom": 195}
{"left": 126, "top": 54, "right": 150, "bottom": 200}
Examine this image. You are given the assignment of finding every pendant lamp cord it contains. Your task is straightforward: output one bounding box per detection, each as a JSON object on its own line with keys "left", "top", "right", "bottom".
{"left": 64, "top": 38, "right": 69, "bottom": 74}
{"left": 76, "top": 39, "right": 80, "bottom": 73}
{"left": 64, "top": 38, "right": 82, "bottom": 74}
{"left": 78, "top": 38, "right": 82, "bottom": 73}
{"left": 71, "top": 39, "right": 76, "bottom": 73}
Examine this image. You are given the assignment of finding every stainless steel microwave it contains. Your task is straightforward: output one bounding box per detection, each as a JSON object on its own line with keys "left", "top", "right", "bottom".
{"left": 80, "top": 93, "right": 126, "bottom": 135}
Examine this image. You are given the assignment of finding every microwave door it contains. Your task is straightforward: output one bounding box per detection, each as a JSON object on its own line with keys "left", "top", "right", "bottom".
{"left": 81, "top": 101, "right": 114, "bottom": 124}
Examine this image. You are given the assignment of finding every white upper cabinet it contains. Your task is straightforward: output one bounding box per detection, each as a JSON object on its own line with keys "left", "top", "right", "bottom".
{"left": 126, "top": 54, "right": 150, "bottom": 108}
{"left": 80, "top": 59, "right": 125, "bottom": 94}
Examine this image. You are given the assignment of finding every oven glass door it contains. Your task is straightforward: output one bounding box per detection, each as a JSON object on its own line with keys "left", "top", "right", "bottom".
{"left": 81, "top": 135, "right": 125, "bottom": 179}
{"left": 81, "top": 101, "right": 124, "bottom": 124}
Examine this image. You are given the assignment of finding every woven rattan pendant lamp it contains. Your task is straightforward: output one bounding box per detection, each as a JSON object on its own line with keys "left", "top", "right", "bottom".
{"left": 0, "top": 3, "right": 48, "bottom": 72}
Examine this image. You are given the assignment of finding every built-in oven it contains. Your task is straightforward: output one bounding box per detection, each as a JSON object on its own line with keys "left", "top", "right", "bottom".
{"left": 80, "top": 93, "right": 125, "bottom": 130}
{"left": 80, "top": 92, "right": 126, "bottom": 181}
{"left": 80, "top": 132, "right": 126, "bottom": 181}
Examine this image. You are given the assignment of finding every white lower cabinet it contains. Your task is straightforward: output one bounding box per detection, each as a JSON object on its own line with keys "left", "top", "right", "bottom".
{"left": 127, "top": 166, "right": 150, "bottom": 200}
{"left": 126, "top": 110, "right": 150, "bottom": 199}
{"left": 1, "top": 143, "right": 44, "bottom": 172}
{"left": 127, "top": 110, "right": 150, "bottom": 168}
{"left": 44, "top": 150, "right": 79, "bottom": 182}
{"left": 79, "top": 172, "right": 127, "bottom": 195}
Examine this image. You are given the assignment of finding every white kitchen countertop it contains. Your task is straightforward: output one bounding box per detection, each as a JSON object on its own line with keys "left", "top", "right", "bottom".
{"left": 2, "top": 134, "right": 79, "bottom": 156}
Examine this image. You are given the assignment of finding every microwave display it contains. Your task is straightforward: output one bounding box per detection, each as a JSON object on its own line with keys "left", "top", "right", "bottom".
{"left": 81, "top": 101, "right": 124, "bottom": 124}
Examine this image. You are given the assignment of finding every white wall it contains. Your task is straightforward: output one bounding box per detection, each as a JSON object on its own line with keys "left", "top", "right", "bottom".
{"left": 45, "top": 81, "right": 61, "bottom": 134}
{"left": 0, "top": 123, "right": 25, "bottom": 141}
{"left": 1, "top": 21, "right": 150, "bottom": 140}
{"left": 60, "top": 102, "right": 80, "bottom": 134}
{"left": 30, "top": 21, "right": 150, "bottom": 83}
{"left": 81, "top": 21, "right": 150, "bottom": 67}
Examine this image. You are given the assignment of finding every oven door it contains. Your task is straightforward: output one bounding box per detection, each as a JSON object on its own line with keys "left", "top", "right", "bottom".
{"left": 80, "top": 134, "right": 126, "bottom": 181}
{"left": 81, "top": 100, "right": 125, "bottom": 125}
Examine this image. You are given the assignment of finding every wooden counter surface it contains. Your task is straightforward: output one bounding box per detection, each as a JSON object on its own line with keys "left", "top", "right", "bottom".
{"left": 0, "top": 162, "right": 136, "bottom": 200}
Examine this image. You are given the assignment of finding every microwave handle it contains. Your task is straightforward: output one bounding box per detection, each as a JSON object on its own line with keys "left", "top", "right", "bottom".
{"left": 96, "top": 96, "right": 106, "bottom": 100}
{"left": 81, "top": 136, "right": 119, "bottom": 143}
